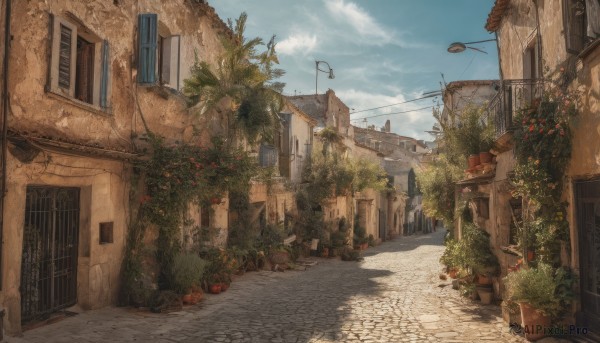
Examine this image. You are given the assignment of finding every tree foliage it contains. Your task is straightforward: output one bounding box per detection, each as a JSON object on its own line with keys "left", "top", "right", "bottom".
{"left": 434, "top": 104, "right": 496, "bottom": 165}
{"left": 183, "top": 12, "right": 284, "bottom": 144}
{"left": 416, "top": 154, "right": 462, "bottom": 223}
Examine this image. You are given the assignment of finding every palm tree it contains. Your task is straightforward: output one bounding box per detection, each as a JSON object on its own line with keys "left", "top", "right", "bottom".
{"left": 183, "top": 13, "right": 284, "bottom": 144}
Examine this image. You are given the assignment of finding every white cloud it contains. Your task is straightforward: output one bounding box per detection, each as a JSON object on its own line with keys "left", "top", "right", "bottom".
{"left": 325, "top": 0, "right": 393, "bottom": 43}
{"left": 277, "top": 34, "right": 318, "bottom": 56}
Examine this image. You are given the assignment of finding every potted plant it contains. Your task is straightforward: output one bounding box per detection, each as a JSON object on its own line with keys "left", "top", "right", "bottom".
{"left": 461, "top": 223, "right": 499, "bottom": 284}
{"left": 208, "top": 274, "right": 222, "bottom": 294}
{"left": 169, "top": 252, "right": 206, "bottom": 303}
{"left": 504, "top": 263, "right": 574, "bottom": 341}
{"left": 440, "top": 239, "right": 459, "bottom": 273}
{"left": 459, "top": 282, "right": 478, "bottom": 301}
{"left": 476, "top": 286, "right": 493, "bottom": 305}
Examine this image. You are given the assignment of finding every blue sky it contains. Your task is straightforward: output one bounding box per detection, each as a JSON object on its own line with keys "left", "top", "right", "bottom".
{"left": 211, "top": 1, "right": 498, "bottom": 140}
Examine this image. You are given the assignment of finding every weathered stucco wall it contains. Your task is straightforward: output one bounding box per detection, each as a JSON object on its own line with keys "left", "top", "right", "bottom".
{"left": 283, "top": 103, "right": 314, "bottom": 183}
{"left": 0, "top": 0, "right": 231, "bottom": 334}
{"left": 496, "top": 0, "right": 537, "bottom": 80}
{"left": 2, "top": 152, "right": 129, "bottom": 334}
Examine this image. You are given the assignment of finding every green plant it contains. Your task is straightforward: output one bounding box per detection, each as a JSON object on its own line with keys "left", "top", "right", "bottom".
{"left": 183, "top": 12, "right": 284, "bottom": 143}
{"left": 504, "top": 263, "right": 575, "bottom": 317}
{"left": 353, "top": 221, "right": 367, "bottom": 246}
{"left": 511, "top": 81, "right": 578, "bottom": 265}
{"left": 417, "top": 154, "right": 463, "bottom": 224}
{"left": 460, "top": 223, "right": 498, "bottom": 275}
{"left": 440, "top": 239, "right": 460, "bottom": 268}
{"left": 367, "top": 234, "right": 375, "bottom": 247}
{"left": 169, "top": 252, "right": 207, "bottom": 294}
{"left": 459, "top": 282, "right": 477, "bottom": 298}
{"left": 330, "top": 230, "right": 348, "bottom": 248}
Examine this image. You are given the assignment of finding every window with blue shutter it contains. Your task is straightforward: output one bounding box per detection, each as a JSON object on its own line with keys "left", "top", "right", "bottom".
{"left": 100, "top": 40, "right": 110, "bottom": 109}
{"left": 138, "top": 14, "right": 158, "bottom": 84}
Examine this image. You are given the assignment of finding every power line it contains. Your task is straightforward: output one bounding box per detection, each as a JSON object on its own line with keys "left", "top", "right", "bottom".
{"left": 351, "top": 105, "right": 434, "bottom": 121}
{"left": 350, "top": 93, "right": 441, "bottom": 115}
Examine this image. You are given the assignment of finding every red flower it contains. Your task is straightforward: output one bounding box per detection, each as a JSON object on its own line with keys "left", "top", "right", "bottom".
{"left": 555, "top": 124, "right": 561, "bottom": 129}
{"left": 539, "top": 128, "right": 544, "bottom": 134}
{"left": 529, "top": 125, "right": 535, "bottom": 132}
{"left": 559, "top": 130, "right": 565, "bottom": 136}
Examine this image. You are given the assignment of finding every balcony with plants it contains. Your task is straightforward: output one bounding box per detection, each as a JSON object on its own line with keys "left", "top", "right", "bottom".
{"left": 487, "top": 79, "right": 545, "bottom": 143}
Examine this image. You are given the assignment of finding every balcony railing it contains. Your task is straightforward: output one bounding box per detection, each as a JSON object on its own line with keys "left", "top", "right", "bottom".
{"left": 487, "top": 79, "right": 545, "bottom": 138}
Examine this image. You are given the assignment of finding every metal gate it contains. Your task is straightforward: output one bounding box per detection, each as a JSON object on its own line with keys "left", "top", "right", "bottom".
{"left": 20, "top": 187, "right": 80, "bottom": 323}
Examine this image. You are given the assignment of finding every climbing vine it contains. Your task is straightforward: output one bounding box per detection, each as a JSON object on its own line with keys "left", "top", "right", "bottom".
{"left": 511, "top": 80, "right": 578, "bottom": 264}
{"left": 120, "top": 134, "right": 258, "bottom": 303}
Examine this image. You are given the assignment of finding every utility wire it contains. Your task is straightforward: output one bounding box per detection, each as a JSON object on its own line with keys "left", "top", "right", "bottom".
{"left": 351, "top": 105, "right": 434, "bottom": 121}
{"left": 349, "top": 93, "right": 440, "bottom": 115}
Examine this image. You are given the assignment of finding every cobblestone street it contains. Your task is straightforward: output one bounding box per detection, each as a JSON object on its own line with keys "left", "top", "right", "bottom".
{"left": 10, "top": 231, "right": 526, "bottom": 343}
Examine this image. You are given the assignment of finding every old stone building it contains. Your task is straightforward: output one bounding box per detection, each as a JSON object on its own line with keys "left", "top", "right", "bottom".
{"left": 353, "top": 122, "right": 430, "bottom": 237}
{"left": 477, "top": 0, "right": 600, "bottom": 328}
{"left": 0, "top": 0, "right": 233, "bottom": 334}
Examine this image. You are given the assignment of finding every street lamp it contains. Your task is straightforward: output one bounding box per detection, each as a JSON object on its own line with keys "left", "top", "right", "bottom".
{"left": 447, "top": 38, "right": 497, "bottom": 54}
{"left": 315, "top": 60, "right": 334, "bottom": 95}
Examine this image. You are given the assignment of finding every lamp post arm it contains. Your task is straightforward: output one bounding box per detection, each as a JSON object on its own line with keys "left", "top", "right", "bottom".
{"left": 463, "top": 38, "right": 497, "bottom": 45}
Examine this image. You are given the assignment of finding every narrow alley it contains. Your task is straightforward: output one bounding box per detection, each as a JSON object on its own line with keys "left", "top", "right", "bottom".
{"left": 10, "top": 232, "right": 523, "bottom": 343}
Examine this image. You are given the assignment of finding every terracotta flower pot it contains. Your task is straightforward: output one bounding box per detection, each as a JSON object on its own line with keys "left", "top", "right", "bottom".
{"left": 527, "top": 250, "right": 536, "bottom": 262}
{"left": 448, "top": 268, "right": 458, "bottom": 279}
{"left": 210, "top": 284, "right": 222, "bottom": 294}
{"left": 477, "top": 274, "right": 493, "bottom": 285}
{"left": 479, "top": 152, "right": 493, "bottom": 164}
{"left": 191, "top": 291, "right": 203, "bottom": 303}
{"left": 519, "top": 302, "right": 551, "bottom": 341}
{"left": 468, "top": 154, "right": 480, "bottom": 168}
{"left": 321, "top": 247, "right": 329, "bottom": 258}
{"left": 477, "top": 288, "right": 493, "bottom": 305}
{"left": 182, "top": 293, "right": 193, "bottom": 304}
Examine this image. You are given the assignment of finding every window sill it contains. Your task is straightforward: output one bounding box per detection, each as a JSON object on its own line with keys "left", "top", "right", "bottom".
{"left": 139, "top": 83, "right": 186, "bottom": 101}
{"left": 45, "top": 88, "right": 112, "bottom": 117}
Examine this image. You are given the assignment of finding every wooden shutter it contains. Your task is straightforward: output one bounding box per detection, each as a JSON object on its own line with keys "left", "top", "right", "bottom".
{"left": 58, "top": 24, "right": 73, "bottom": 89}
{"left": 75, "top": 38, "right": 94, "bottom": 104}
{"left": 50, "top": 15, "right": 77, "bottom": 97}
{"left": 100, "top": 40, "right": 110, "bottom": 109}
{"left": 161, "top": 35, "right": 180, "bottom": 89}
{"left": 564, "top": 0, "right": 586, "bottom": 53}
{"left": 137, "top": 14, "right": 158, "bottom": 84}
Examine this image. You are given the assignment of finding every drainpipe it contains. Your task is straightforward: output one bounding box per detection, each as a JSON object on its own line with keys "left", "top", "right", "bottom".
{"left": 532, "top": 0, "right": 543, "bottom": 79}
{"left": 494, "top": 31, "right": 504, "bottom": 83}
{"left": 1, "top": 0, "right": 12, "bottom": 290}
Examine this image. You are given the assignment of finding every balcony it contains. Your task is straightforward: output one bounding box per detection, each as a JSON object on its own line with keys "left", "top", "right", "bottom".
{"left": 487, "top": 79, "right": 545, "bottom": 138}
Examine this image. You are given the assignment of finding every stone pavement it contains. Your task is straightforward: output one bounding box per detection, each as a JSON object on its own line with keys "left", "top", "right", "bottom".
{"left": 9, "top": 230, "right": 536, "bottom": 343}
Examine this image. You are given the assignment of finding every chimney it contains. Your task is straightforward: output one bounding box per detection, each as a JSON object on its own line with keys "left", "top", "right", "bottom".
{"left": 384, "top": 120, "right": 391, "bottom": 133}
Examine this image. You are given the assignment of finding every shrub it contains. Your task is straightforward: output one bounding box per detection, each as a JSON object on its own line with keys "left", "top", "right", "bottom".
{"left": 169, "top": 252, "right": 206, "bottom": 294}
{"left": 504, "top": 263, "right": 574, "bottom": 317}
